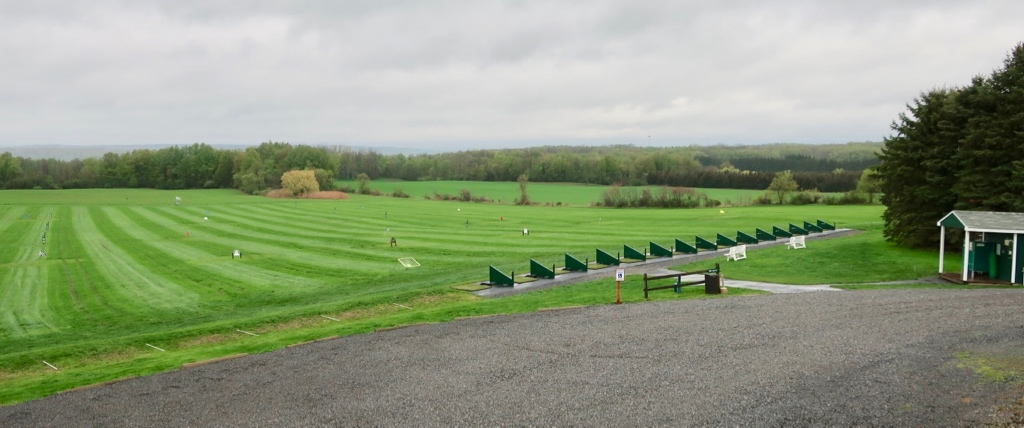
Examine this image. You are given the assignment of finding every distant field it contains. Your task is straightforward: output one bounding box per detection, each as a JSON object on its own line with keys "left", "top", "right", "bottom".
{"left": 335, "top": 180, "right": 785, "bottom": 206}
{"left": 0, "top": 188, "right": 937, "bottom": 403}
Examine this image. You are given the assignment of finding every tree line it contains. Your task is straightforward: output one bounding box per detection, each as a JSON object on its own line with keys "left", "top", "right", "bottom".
{"left": 877, "top": 42, "right": 1024, "bottom": 249}
{"left": 0, "top": 142, "right": 337, "bottom": 194}
{"left": 335, "top": 143, "right": 878, "bottom": 190}
{"left": 0, "top": 141, "right": 879, "bottom": 194}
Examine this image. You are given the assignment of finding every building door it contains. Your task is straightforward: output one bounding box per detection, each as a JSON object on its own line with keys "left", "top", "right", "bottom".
{"left": 996, "top": 240, "right": 1014, "bottom": 283}
{"left": 970, "top": 241, "right": 990, "bottom": 278}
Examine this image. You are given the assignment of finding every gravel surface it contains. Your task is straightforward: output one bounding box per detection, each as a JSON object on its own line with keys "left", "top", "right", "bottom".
{"left": 4, "top": 289, "right": 1024, "bottom": 427}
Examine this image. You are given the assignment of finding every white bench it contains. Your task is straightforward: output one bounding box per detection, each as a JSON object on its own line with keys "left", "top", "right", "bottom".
{"left": 786, "top": 235, "right": 806, "bottom": 249}
{"left": 725, "top": 244, "right": 747, "bottom": 261}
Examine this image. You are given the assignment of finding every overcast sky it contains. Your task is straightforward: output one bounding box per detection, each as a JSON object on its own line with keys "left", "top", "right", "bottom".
{"left": 1, "top": 1, "right": 1022, "bottom": 150}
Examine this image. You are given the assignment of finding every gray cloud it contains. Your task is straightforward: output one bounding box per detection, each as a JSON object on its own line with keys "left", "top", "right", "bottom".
{"left": 1, "top": 0, "right": 1022, "bottom": 149}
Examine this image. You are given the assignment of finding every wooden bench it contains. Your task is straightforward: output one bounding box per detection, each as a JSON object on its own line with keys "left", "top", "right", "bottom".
{"left": 786, "top": 235, "right": 806, "bottom": 249}
{"left": 725, "top": 245, "right": 747, "bottom": 261}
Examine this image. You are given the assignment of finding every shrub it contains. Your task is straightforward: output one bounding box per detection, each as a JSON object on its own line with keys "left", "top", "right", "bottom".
{"left": 753, "top": 193, "right": 774, "bottom": 205}
{"left": 281, "top": 170, "right": 320, "bottom": 196}
{"left": 787, "top": 189, "right": 823, "bottom": 205}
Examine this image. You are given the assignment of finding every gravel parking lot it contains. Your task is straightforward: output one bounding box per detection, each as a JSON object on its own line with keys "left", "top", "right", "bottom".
{"left": 3, "top": 289, "right": 1024, "bottom": 427}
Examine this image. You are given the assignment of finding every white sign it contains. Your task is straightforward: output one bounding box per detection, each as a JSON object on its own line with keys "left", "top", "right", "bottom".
{"left": 615, "top": 269, "right": 625, "bottom": 282}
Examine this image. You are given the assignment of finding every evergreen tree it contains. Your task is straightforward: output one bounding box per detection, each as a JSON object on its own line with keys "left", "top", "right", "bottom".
{"left": 877, "top": 88, "right": 962, "bottom": 248}
{"left": 955, "top": 43, "right": 1024, "bottom": 211}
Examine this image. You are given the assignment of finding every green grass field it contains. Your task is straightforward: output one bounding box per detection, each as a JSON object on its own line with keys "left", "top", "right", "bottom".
{"left": 336, "top": 179, "right": 794, "bottom": 206}
{"left": 0, "top": 186, "right": 953, "bottom": 404}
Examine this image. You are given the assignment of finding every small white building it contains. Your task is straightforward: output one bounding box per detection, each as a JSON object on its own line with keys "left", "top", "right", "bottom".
{"left": 937, "top": 211, "right": 1024, "bottom": 284}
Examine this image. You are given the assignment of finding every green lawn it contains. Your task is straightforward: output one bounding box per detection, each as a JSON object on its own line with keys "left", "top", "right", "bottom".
{"left": 670, "top": 230, "right": 956, "bottom": 285}
{"left": 0, "top": 187, "right": 953, "bottom": 404}
{"left": 336, "top": 179, "right": 796, "bottom": 206}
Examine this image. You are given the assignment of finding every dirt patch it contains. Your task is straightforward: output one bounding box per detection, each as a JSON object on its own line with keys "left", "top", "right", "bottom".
{"left": 266, "top": 190, "right": 348, "bottom": 200}
{"left": 176, "top": 333, "right": 236, "bottom": 349}
{"left": 77, "top": 348, "right": 143, "bottom": 367}
{"left": 257, "top": 316, "right": 333, "bottom": 333}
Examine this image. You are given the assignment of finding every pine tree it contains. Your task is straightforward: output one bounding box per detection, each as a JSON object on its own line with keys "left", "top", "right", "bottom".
{"left": 877, "top": 88, "right": 962, "bottom": 248}
{"left": 955, "top": 43, "right": 1024, "bottom": 211}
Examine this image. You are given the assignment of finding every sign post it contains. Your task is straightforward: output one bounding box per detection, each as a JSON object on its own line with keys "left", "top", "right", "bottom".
{"left": 615, "top": 269, "right": 625, "bottom": 304}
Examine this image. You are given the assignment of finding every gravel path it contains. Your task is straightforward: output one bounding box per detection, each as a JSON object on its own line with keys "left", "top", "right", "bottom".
{"left": 4, "top": 289, "right": 1024, "bottom": 427}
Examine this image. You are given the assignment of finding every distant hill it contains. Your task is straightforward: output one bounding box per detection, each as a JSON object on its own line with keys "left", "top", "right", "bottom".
{"left": 0, "top": 144, "right": 431, "bottom": 160}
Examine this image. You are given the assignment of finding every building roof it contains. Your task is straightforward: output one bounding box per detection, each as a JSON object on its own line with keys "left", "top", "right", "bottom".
{"left": 937, "top": 211, "right": 1024, "bottom": 233}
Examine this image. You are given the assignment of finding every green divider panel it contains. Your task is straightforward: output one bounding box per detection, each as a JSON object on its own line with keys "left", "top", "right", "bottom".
{"left": 773, "top": 226, "right": 792, "bottom": 238}
{"left": 565, "top": 253, "right": 588, "bottom": 272}
{"left": 624, "top": 245, "right": 646, "bottom": 261}
{"left": 737, "top": 231, "right": 758, "bottom": 244}
{"left": 650, "top": 242, "right": 673, "bottom": 257}
{"left": 530, "top": 259, "right": 555, "bottom": 279}
{"left": 789, "top": 223, "right": 808, "bottom": 235}
{"left": 756, "top": 228, "right": 776, "bottom": 241}
{"left": 597, "top": 248, "right": 620, "bottom": 265}
{"left": 804, "top": 221, "right": 823, "bottom": 233}
{"left": 817, "top": 219, "right": 836, "bottom": 230}
{"left": 489, "top": 265, "right": 514, "bottom": 287}
{"left": 675, "top": 239, "right": 698, "bottom": 254}
{"left": 695, "top": 236, "right": 717, "bottom": 251}
{"left": 716, "top": 233, "right": 737, "bottom": 247}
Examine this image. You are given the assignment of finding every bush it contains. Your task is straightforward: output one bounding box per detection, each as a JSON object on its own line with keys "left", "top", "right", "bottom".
{"left": 787, "top": 190, "right": 822, "bottom": 205}
{"left": 753, "top": 193, "right": 774, "bottom": 205}
{"left": 824, "top": 191, "right": 868, "bottom": 205}
{"left": 280, "top": 170, "right": 320, "bottom": 196}
{"left": 391, "top": 188, "right": 410, "bottom": 198}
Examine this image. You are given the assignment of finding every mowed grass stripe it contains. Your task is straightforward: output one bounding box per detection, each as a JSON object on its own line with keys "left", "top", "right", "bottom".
{"left": 237, "top": 202, "right": 582, "bottom": 258}
{"left": 154, "top": 206, "right": 394, "bottom": 271}
{"left": 141, "top": 206, "right": 388, "bottom": 290}
{"left": 90, "top": 207, "right": 254, "bottom": 301}
{"left": 228, "top": 204, "right": 525, "bottom": 271}
{"left": 150, "top": 205, "right": 385, "bottom": 276}
{"left": 238, "top": 201, "right": 654, "bottom": 268}
{"left": 52, "top": 206, "right": 126, "bottom": 323}
{"left": 0, "top": 207, "right": 38, "bottom": 264}
{"left": 190, "top": 205, "right": 507, "bottom": 293}
{"left": 119, "top": 207, "right": 317, "bottom": 291}
{"left": 73, "top": 207, "right": 199, "bottom": 312}
{"left": 235, "top": 201, "right": 641, "bottom": 276}
{"left": 211, "top": 204, "right": 397, "bottom": 258}
{"left": 0, "top": 205, "right": 43, "bottom": 337}
{"left": 0, "top": 215, "right": 61, "bottom": 338}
